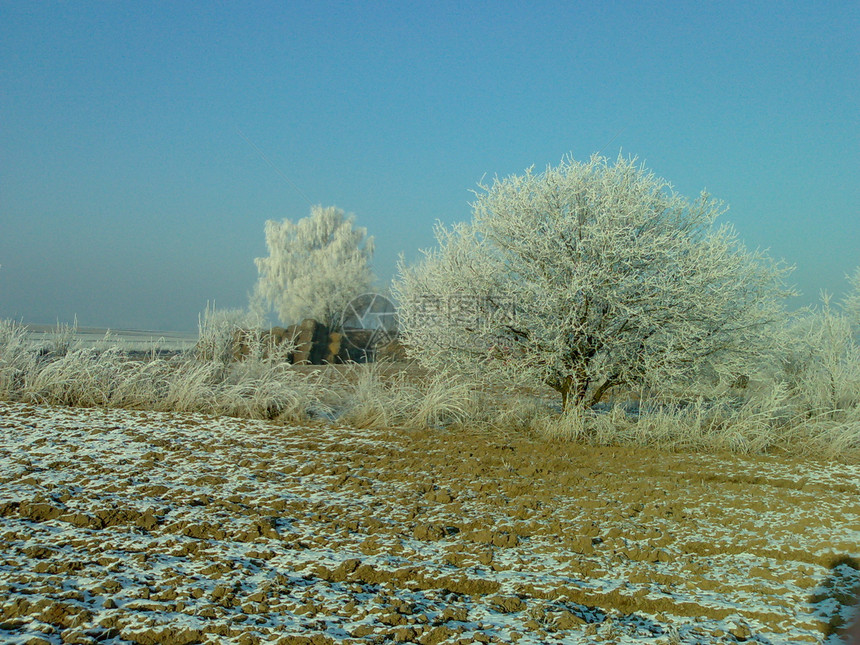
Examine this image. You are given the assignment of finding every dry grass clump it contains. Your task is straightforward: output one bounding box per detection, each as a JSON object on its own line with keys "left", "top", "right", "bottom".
{"left": 0, "top": 317, "right": 329, "bottom": 423}
{"left": 326, "top": 361, "right": 481, "bottom": 429}
{"left": 0, "top": 318, "right": 38, "bottom": 395}
{"left": 524, "top": 383, "right": 858, "bottom": 460}
{"left": 0, "top": 317, "right": 480, "bottom": 430}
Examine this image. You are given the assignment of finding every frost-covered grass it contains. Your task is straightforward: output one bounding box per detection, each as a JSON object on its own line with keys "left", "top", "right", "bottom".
{"left": 0, "top": 319, "right": 480, "bottom": 429}
{"left": 0, "top": 317, "right": 325, "bottom": 422}
{"left": 535, "top": 389, "right": 860, "bottom": 459}
{"left": 2, "top": 308, "right": 859, "bottom": 459}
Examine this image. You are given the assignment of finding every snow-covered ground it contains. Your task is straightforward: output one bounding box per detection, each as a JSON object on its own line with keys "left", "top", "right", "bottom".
{"left": 1, "top": 401, "right": 858, "bottom": 644}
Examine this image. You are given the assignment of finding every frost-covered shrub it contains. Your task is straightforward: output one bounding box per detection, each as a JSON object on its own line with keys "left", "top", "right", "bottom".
{"left": 394, "top": 154, "right": 793, "bottom": 410}
{"left": 777, "top": 292, "right": 860, "bottom": 420}
{"left": 840, "top": 265, "right": 860, "bottom": 336}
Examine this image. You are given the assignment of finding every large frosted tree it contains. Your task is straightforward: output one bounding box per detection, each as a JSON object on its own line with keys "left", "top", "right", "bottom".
{"left": 253, "top": 205, "right": 375, "bottom": 329}
{"left": 393, "top": 154, "right": 793, "bottom": 409}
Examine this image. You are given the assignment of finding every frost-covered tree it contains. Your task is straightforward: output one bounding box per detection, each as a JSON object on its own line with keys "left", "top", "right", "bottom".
{"left": 253, "top": 205, "right": 375, "bottom": 329}
{"left": 393, "top": 154, "right": 793, "bottom": 410}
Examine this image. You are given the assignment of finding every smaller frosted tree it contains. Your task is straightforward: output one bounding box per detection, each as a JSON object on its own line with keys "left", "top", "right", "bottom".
{"left": 253, "top": 205, "right": 375, "bottom": 329}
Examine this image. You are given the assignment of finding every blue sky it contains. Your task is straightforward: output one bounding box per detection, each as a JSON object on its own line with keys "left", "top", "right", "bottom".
{"left": 1, "top": 1, "right": 857, "bottom": 331}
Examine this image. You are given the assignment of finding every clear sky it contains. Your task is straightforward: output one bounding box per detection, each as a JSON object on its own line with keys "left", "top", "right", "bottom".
{"left": 1, "top": 1, "right": 857, "bottom": 332}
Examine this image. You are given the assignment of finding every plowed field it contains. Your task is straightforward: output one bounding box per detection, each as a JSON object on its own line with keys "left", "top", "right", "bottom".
{"left": 1, "top": 401, "right": 858, "bottom": 644}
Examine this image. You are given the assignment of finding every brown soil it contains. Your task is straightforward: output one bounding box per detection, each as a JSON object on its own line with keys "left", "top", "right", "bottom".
{"left": 0, "top": 401, "right": 858, "bottom": 644}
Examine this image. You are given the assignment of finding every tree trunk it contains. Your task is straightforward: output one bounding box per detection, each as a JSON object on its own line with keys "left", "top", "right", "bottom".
{"left": 553, "top": 374, "right": 619, "bottom": 411}
{"left": 586, "top": 377, "right": 618, "bottom": 408}
{"left": 554, "top": 375, "right": 589, "bottom": 412}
